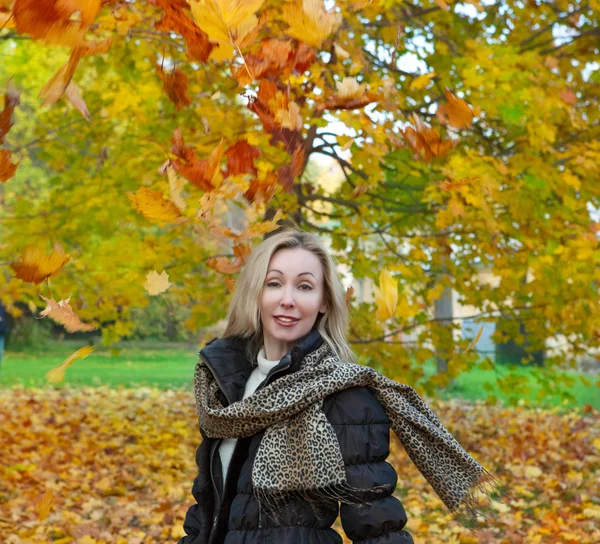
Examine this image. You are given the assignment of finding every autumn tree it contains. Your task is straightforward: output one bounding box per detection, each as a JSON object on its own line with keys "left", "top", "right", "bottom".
{"left": 1, "top": 0, "right": 599, "bottom": 401}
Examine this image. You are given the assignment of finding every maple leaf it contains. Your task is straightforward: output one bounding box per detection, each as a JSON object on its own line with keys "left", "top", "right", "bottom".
{"left": 336, "top": 77, "right": 366, "bottom": 100}
{"left": 0, "top": 148, "right": 18, "bottom": 182}
{"left": 144, "top": 270, "right": 172, "bottom": 296}
{"left": 36, "top": 490, "right": 54, "bottom": 521}
{"left": 316, "top": 78, "right": 380, "bottom": 113}
{"left": 436, "top": 88, "right": 480, "bottom": 129}
{"left": 401, "top": 114, "right": 456, "bottom": 163}
{"left": 225, "top": 140, "right": 259, "bottom": 177}
{"left": 172, "top": 136, "right": 225, "bottom": 191}
{"left": 11, "top": 245, "right": 70, "bottom": 284}
{"left": 410, "top": 72, "right": 436, "bottom": 91}
{"left": 156, "top": 65, "right": 192, "bottom": 110}
{"left": 46, "top": 345, "right": 95, "bottom": 384}
{"left": 127, "top": 186, "right": 184, "bottom": 224}
{"left": 190, "top": 0, "right": 265, "bottom": 61}
{"left": 39, "top": 296, "right": 97, "bottom": 333}
{"left": 13, "top": 0, "right": 102, "bottom": 46}
{"left": 206, "top": 242, "right": 251, "bottom": 274}
{"left": 274, "top": 101, "right": 302, "bottom": 131}
{"left": 373, "top": 268, "right": 398, "bottom": 321}
{"left": 283, "top": 0, "right": 342, "bottom": 48}
{"left": 155, "top": 0, "right": 214, "bottom": 62}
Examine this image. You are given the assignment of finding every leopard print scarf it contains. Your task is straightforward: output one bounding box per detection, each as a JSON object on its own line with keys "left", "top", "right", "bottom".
{"left": 194, "top": 340, "right": 512, "bottom": 528}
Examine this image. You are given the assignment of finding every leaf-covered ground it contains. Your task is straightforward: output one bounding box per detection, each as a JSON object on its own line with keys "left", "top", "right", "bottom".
{"left": 1, "top": 387, "right": 598, "bottom": 543}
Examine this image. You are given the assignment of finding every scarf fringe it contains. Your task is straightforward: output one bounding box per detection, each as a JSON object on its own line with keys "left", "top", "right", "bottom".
{"left": 450, "top": 466, "right": 516, "bottom": 530}
{"left": 253, "top": 480, "right": 392, "bottom": 523}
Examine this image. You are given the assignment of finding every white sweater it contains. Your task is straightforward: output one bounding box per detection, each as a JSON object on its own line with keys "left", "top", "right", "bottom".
{"left": 218, "top": 346, "right": 280, "bottom": 484}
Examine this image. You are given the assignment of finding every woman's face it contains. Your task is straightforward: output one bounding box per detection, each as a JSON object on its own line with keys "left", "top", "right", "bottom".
{"left": 260, "top": 247, "right": 328, "bottom": 358}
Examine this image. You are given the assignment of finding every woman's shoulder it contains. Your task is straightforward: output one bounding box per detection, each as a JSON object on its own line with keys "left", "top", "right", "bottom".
{"left": 323, "top": 385, "right": 389, "bottom": 425}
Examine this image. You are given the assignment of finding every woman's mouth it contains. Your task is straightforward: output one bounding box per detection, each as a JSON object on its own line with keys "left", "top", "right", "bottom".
{"left": 274, "top": 316, "right": 300, "bottom": 327}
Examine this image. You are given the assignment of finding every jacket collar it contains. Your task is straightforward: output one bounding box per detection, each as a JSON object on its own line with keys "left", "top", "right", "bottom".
{"left": 199, "top": 328, "right": 324, "bottom": 405}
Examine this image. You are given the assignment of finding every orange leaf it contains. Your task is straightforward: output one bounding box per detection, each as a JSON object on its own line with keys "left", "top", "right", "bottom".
{"left": 127, "top": 186, "right": 184, "bottom": 224}
{"left": 225, "top": 140, "right": 259, "bottom": 177}
{"left": 36, "top": 489, "right": 54, "bottom": 521}
{"left": 39, "top": 296, "right": 97, "bottom": 333}
{"left": 436, "top": 88, "right": 479, "bottom": 129}
{"left": 11, "top": 244, "right": 70, "bottom": 284}
{"left": 0, "top": 148, "right": 18, "bottom": 182}
{"left": 401, "top": 115, "right": 455, "bottom": 163}
{"left": 64, "top": 81, "right": 90, "bottom": 120}
{"left": 243, "top": 170, "right": 278, "bottom": 205}
{"left": 155, "top": 0, "right": 213, "bottom": 62}
{"left": 13, "top": 0, "right": 102, "bottom": 46}
{"left": 39, "top": 48, "right": 84, "bottom": 106}
{"left": 156, "top": 65, "right": 192, "bottom": 110}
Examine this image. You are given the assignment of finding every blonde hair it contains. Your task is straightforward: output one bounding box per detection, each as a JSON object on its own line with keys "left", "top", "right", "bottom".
{"left": 222, "top": 228, "right": 356, "bottom": 364}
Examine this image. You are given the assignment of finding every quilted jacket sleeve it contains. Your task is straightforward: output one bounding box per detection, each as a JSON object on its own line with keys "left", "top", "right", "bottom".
{"left": 324, "top": 386, "right": 414, "bottom": 544}
{"left": 178, "top": 437, "right": 214, "bottom": 544}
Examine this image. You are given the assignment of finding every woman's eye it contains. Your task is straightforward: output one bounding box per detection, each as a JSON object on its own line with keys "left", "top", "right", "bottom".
{"left": 266, "top": 282, "right": 312, "bottom": 290}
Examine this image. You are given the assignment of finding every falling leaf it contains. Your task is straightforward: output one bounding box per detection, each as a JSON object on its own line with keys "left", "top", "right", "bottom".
{"left": 206, "top": 243, "right": 251, "bottom": 274}
{"left": 373, "top": 268, "right": 398, "bottom": 321}
{"left": 127, "top": 186, "right": 184, "bottom": 224}
{"left": 465, "top": 325, "right": 484, "bottom": 352}
{"left": 336, "top": 77, "right": 366, "bottom": 100}
{"left": 210, "top": 91, "right": 221, "bottom": 100}
{"left": 433, "top": 0, "right": 450, "bottom": 10}
{"left": 39, "top": 48, "right": 84, "bottom": 106}
{"left": 190, "top": 0, "right": 265, "bottom": 61}
{"left": 436, "top": 88, "right": 480, "bottom": 129}
{"left": 224, "top": 276, "right": 236, "bottom": 292}
{"left": 0, "top": 148, "right": 18, "bottom": 182}
{"left": 156, "top": 65, "right": 192, "bottom": 110}
{"left": 144, "top": 270, "right": 172, "bottom": 296}
{"left": 410, "top": 72, "right": 436, "bottom": 91}
{"left": 283, "top": 0, "right": 342, "bottom": 48}
{"left": 46, "top": 345, "right": 95, "bottom": 384}
{"left": 167, "top": 165, "right": 187, "bottom": 211}
{"left": 225, "top": 140, "right": 259, "bottom": 177}
{"left": 243, "top": 170, "right": 278, "bottom": 204}
{"left": 344, "top": 285, "right": 354, "bottom": 310}
{"left": 36, "top": 489, "right": 54, "bottom": 521}
{"left": 155, "top": 0, "right": 214, "bottom": 62}
{"left": 13, "top": 0, "right": 102, "bottom": 46}
{"left": 39, "top": 296, "right": 97, "bottom": 333}
{"left": 401, "top": 114, "right": 455, "bottom": 163}
{"left": 11, "top": 245, "right": 70, "bottom": 285}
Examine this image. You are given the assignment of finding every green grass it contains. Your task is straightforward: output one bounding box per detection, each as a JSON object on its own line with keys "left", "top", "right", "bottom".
{"left": 0, "top": 340, "right": 199, "bottom": 390}
{"left": 1, "top": 341, "right": 598, "bottom": 411}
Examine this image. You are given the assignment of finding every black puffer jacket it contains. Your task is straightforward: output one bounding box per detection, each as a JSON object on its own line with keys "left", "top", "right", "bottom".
{"left": 179, "top": 329, "right": 414, "bottom": 544}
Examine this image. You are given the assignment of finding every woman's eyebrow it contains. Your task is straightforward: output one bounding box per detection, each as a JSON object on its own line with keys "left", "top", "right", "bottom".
{"left": 267, "top": 269, "right": 316, "bottom": 279}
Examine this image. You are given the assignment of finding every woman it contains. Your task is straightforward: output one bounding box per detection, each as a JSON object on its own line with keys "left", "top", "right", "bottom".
{"left": 179, "top": 229, "right": 508, "bottom": 544}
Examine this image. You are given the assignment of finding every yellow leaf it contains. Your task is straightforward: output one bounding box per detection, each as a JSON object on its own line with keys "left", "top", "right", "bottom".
{"left": 144, "top": 270, "right": 172, "bottom": 296}
{"left": 127, "top": 186, "right": 184, "bottom": 224}
{"left": 410, "top": 72, "right": 436, "bottom": 91}
{"left": 465, "top": 325, "right": 484, "bottom": 352}
{"left": 190, "top": 0, "right": 265, "bottom": 61}
{"left": 335, "top": 77, "right": 366, "bottom": 100}
{"left": 11, "top": 244, "right": 70, "bottom": 285}
{"left": 167, "top": 166, "right": 187, "bottom": 211}
{"left": 283, "top": 0, "right": 342, "bottom": 48}
{"left": 46, "top": 345, "right": 95, "bottom": 384}
{"left": 36, "top": 490, "right": 53, "bottom": 521}
{"left": 373, "top": 268, "right": 398, "bottom": 321}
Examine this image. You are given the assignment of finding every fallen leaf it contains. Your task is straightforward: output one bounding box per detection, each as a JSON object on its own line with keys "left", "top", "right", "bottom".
{"left": 46, "top": 345, "right": 95, "bottom": 383}
{"left": 127, "top": 186, "right": 184, "bottom": 224}
{"left": 39, "top": 296, "right": 97, "bottom": 333}
{"left": 373, "top": 268, "right": 398, "bottom": 321}
{"left": 144, "top": 270, "right": 172, "bottom": 296}
{"left": 11, "top": 245, "right": 70, "bottom": 284}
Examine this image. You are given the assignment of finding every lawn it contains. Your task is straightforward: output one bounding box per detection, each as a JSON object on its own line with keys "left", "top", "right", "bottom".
{"left": 1, "top": 340, "right": 598, "bottom": 411}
